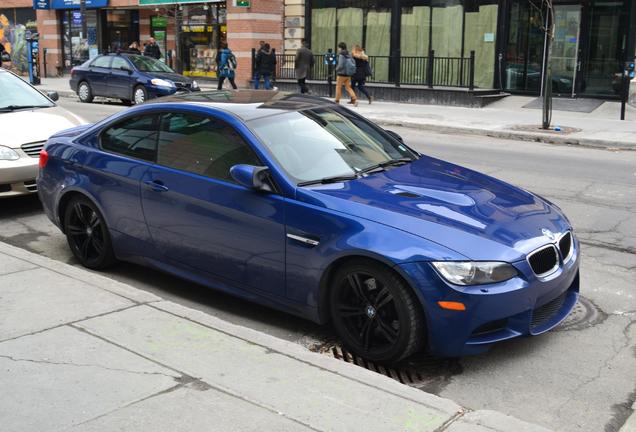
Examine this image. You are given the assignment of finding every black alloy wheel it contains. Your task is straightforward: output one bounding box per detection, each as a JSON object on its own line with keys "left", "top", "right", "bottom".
{"left": 330, "top": 260, "right": 425, "bottom": 364}
{"left": 64, "top": 197, "right": 116, "bottom": 270}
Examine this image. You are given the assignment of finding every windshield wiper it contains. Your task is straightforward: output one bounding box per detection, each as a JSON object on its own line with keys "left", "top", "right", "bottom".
{"left": 297, "top": 173, "right": 359, "bottom": 187}
{"left": 0, "top": 105, "right": 52, "bottom": 112}
{"left": 358, "top": 158, "right": 413, "bottom": 174}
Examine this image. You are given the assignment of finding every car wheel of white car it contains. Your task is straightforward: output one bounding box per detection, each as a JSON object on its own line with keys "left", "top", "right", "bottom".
{"left": 133, "top": 86, "right": 147, "bottom": 105}
{"left": 78, "top": 82, "right": 94, "bottom": 103}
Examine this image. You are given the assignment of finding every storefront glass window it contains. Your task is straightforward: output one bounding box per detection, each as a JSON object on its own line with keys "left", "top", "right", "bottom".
{"left": 464, "top": 3, "right": 498, "bottom": 89}
{"left": 581, "top": 0, "right": 627, "bottom": 96}
{"left": 62, "top": 9, "right": 98, "bottom": 69}
{"left": 105, "top": 10, "right": 139, "bottom": 52}
{"left": 311, "top": 0, "right": 336, "bottom": 54}
{"left": 179, "top": 3, "right": 226, "bottom": 78}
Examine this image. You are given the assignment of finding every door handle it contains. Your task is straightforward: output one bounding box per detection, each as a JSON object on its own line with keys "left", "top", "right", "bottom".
{"left": 144, "top": 180, "right": 169, "bottom": 192}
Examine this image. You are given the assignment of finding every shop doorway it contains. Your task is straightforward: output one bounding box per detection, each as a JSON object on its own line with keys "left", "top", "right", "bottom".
{"left": 103, "top": 10, "right": 139, "bottom": 53}
{"left": 550, "top": 4, "right": 581, "bottom": 97}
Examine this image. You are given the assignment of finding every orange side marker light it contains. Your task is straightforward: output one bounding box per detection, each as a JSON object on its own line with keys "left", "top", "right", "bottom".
{"left": 437, "top": 301, "right": 466, "bottom": 311}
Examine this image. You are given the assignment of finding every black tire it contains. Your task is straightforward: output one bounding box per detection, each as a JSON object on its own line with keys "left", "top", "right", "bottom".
{"left": 64, "top": 196, "right": 116, "bottom": 270}
{"left": 329, "top": 259, "right": 425, "bottom": 364}
{"left": 77, "top": 81, "right": 94, "bottom": 103}
{"left": 132, "top": 85, "right": 148, "bottom": 105}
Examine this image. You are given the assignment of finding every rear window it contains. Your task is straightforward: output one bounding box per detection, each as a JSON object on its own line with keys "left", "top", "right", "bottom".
{"left": 91, "top": 56, "right": 111, "bottom": 68}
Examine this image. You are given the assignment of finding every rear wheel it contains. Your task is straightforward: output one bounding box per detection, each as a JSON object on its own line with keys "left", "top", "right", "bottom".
{"left": 133, "top": 86, "right": 148, "bottom": 105}
{"left": 64, "top": 196, "right": 116, "bottom": 270}
{"left": 77, "top": 81, "right": 93, "bottom": 103}
{"left": 329, "top": 260, "right": 425, "bottom": 364}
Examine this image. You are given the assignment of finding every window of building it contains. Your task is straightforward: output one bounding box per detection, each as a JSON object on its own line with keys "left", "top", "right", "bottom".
{"left": 62, "top": 9, "right": 99, "bottom": 68}
{"left": 157, "top": 112, "right": 260, "bottom": 182}
{"left": 100, "top": 115, "right": 159, "bottom": 162}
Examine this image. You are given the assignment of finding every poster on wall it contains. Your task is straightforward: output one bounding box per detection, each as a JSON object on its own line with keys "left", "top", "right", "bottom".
{"left": 0, "top": 11, "right": 37, "bottom": 73}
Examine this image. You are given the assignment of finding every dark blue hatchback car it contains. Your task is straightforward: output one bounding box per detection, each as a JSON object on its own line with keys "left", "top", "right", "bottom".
{"left": 69, "top": 53, "right": 200, "bottom": 105}
{"left": 37, "top": 91, "right": 579, "bottom": 363}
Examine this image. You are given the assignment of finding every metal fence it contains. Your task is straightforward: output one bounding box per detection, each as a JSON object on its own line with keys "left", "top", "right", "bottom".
{"left": 252, "top": 49, "right": 476, "bottom": 89}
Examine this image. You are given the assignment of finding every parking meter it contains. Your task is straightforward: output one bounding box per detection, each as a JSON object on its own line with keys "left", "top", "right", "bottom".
{"left": 324, "top": 49, "right": 337, "bottom": 97}
{"left": 621, "top": 60, "right": 635, "bottom": 120}
{"left": 26, "top": 34, "right": 41, "bottom": 85}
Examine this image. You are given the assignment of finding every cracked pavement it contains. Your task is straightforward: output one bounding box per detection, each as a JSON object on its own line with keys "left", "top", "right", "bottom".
{"left": 0, "top": 100, "right": 634, "bottom": 431}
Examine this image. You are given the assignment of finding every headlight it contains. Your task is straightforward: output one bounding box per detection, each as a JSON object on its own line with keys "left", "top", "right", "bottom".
{"left": 431, "top": 261, "right": 518, "bottom": 286}
{"left": 0, "top": 145, "right": 20, "bottom": 161}
{"left": 191, "top": 80, "right": 199, "bottom": 89}
{"left": 150, "top": 78, "right": 174, "bottom": 88}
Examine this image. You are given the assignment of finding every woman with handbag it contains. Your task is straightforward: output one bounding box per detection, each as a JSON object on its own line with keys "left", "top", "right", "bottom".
{"left": 351, "top": 45, "right": 372, "bottom": 104}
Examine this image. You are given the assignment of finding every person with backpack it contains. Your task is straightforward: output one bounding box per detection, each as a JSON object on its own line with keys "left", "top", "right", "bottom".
{"left": 351, "top": 45, "right": 372, "bottom": 104}
{"left": 217, "top": 42, "right": 238, "bottom": 90}
{"left": 335, "top": 42, "right": 358, "bottom": 106}
{"left": 254, "top": 43, "right": 276, "bottom": 89}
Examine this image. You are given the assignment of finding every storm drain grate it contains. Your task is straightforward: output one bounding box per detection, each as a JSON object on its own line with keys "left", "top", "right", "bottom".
{"left": 330, "top": 346, "right": 424, "bottom": 385}
{"left": 320, "top": 345, "right": 462, "bottom": 390}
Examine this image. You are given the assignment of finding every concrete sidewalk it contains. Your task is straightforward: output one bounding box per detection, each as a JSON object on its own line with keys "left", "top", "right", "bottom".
{"left": 34, "top": 76, "right": 636, "bottom": 150}
{"left": 0, "top": 240, "right": 553, "bottom": 432}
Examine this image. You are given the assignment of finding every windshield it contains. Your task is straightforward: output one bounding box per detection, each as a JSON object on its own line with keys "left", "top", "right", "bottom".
{"left": 128, "top": 55, "right": 175, "bottom": 73}
{"left": 249, "top": 107, "right": 416, "bottom": 184}
{"left": 0, "top": 72, "right": 55, "bottom": 111}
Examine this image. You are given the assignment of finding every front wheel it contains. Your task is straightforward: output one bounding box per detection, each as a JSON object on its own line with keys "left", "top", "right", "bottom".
{"left": 64, "top": 196, "right": 116, "bottom": 270}
{"left": 330, "top": 260, "right": 425, "bottom": 364}
{"left": 77, "top": 81, "right": 93, "bottom": 103}
{"left": 133, "top": 85, "right": 148, "bottom": 105}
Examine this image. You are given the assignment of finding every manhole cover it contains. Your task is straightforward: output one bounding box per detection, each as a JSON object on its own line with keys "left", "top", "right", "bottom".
{"left": 556, "top": 296, "right": 606, "bottom": 331}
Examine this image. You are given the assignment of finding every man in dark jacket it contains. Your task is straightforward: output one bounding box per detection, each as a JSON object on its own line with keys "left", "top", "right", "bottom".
{"left": 254, "top": 43, "right": 276, "bottom": 90}
{"left": 335, "top": 42, "right": 358, "bottom": 106}
{"left": 295, "top": 39, "right": 314, "bottom": 94}
{"left": 143, "top": 37, "right": 161, "bottom": 60}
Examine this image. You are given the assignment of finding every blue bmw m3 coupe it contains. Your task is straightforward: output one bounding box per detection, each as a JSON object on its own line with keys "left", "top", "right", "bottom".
{"left": 37, "top": 91, "right": 579, "bottom": 363}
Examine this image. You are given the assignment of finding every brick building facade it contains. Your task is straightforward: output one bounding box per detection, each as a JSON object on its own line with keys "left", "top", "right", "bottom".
{"left": 2, "top": 0, "right": 287, "bottom": 86}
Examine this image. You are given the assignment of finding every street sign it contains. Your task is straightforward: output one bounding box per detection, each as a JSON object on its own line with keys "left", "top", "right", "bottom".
{"left": 235, "top": 0, "right": 250, "bottom": 6}
{"left": 33, "top": 0, "right": 50, "bottom": 10}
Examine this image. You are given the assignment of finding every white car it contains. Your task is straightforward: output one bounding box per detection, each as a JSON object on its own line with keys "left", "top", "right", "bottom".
{"left": 0, "top": 68, "right": 86, "bottom": 198}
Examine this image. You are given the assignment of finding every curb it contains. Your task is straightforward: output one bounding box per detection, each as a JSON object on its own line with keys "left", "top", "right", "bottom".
{"left": 0, "top": 241, "right": 552, "bottom": 431}
{"left": 41, "top": 85, "right": 632, "bottom": 151}
{"left": 367, "top": 117, "right": 635, "bottom": 152}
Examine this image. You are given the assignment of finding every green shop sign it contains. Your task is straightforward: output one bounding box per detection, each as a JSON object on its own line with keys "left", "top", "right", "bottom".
{"left": 151, "top": 16, "right": 168, "bottom": 27}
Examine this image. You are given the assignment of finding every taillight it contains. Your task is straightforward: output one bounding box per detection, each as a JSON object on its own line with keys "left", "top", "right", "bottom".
{"left": 39, "top": 149, "right": 49, "bottom": 168}
{"left": 71, "top": 68, "right": 76, "bottom": 76}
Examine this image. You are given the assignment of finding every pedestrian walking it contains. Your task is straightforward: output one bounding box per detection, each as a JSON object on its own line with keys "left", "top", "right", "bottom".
{"left": 254, "top": 43, "right": 276, "bottom": 90}
{"left": 335, "top": 42, "right": 358, "bottom": 106}
{"left": 351, "top": 45, "right": 372, "bottom": 104}
{"left": 128, "top": 42, "right": 141, "bottom": 55}
{"left": 217, "top": 43, "right": 238, "bottom": 90}
{"left": 295, "top": 39, "right": 314, "bottom": 94}
{"left": 143, "top": 37, "right": 161, "bottom": 59}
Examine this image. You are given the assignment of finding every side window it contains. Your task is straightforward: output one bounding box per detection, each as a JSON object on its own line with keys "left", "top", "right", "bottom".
{"left": 157, "top": 112, "right": 260, "bottom": 182}
{"left": 111, "top": 57, "right": 131, "bottom": 71}
{"left": 100, "top": 115, "right": 159, "bottom": 162}
{"left": 91, "top": 56, "right": 112, "bottom": 69}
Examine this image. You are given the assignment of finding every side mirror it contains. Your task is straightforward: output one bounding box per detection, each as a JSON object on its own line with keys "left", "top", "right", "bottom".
{"left": 46, "top": 91, "right": 59, "bottom": 101}
{"left": 230, "top": 164, "right": 272, "bottom": 191}
{"left": 385, "top": 129, "right": 404, "bottom": 142}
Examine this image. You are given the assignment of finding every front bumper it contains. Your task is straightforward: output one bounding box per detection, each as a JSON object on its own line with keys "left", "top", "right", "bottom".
{"left": 0, "top": 156, "right": 38, "bottom": 198}
{"left": 399, "top": 237, "right": 580, "bottom": 357}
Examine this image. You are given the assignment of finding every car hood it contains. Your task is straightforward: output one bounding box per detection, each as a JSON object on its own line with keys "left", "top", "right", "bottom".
{"left": 297, "top": 156, "right": 571, "bottom": 262}
{"left": 0, "top": 106, "right": 86, "bottom": 148}
{"left": 144, "top": 71, "right": 193, "bottom": 84}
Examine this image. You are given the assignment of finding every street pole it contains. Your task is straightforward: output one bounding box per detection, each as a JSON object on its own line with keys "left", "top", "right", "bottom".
{"left": 80, "top": 0, "right": 87, "bottom": 54}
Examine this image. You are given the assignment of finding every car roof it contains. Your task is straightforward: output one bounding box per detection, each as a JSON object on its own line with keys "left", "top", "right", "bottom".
{"left": 143, "top": 90, "right": 338, "bottom": 122}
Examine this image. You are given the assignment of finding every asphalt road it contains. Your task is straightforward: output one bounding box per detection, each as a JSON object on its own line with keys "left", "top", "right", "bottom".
{"left": 2, "top": 98, "right": 635, "bottom": 432}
